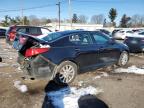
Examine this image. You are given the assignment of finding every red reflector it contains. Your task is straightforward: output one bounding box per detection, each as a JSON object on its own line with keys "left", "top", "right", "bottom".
{"left": 25, "top": 48, "right": 49, "bottom": 57}
{"left": 9, "top": 32, "right": 16, "bottom": 41}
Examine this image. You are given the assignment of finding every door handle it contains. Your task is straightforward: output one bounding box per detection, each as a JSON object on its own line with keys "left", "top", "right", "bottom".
{"left": 99, "top": 46, "right": 104, "bottom": 51}
{"left": 75, "top": 48, "right": 80, "bottom": 51}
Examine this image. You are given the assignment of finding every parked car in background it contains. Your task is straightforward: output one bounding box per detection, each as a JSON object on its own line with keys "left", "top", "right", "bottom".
{"left": 133, "top": 31, "right": 144, "bottom": 36}
{"left": 6, "top": 25, "right": 52, "bottom": 44}
{"left": 124, "top": 35, "right": 144, "bottom": 53}
{"left": 132, "top": 29, "right": 144, "bottom": 34}
{"left": 138, "top": 31, "right": 144, "bottom": 35}
{"left": 16, "top": 30, "right": 129, "bottom": 85}
{"left": 112, "top": 29, "right": 121, "bottom": 36}
{"left": 97, "top": 29, "right": 112, "bottom": 36}
{"left": 0, "top": 28, "right": 6, "bottom": 38}
{"left": 113, "top": 30, "right": 133, "bottom": 40}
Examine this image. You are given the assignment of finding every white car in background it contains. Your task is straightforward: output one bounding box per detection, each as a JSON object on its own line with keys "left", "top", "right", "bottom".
{"left": 113, "top": 30, "right": 133, "bottom": 40}
{"left": 133, "top": 31, "right": 144, "bottom": 36}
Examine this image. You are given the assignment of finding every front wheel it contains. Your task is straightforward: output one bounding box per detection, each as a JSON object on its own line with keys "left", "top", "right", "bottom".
{"left": 54, "top": 61, "right": 77, "bottom": 85}
{"left": 117, "top": 51, "right": 129, "bottom": 66}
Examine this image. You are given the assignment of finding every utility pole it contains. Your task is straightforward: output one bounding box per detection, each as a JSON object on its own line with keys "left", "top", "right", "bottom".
{"left": 69, "top": 0, "right": 72, "bottom": 29}
{"left": 21, "top": 0, "right": 24, "bottom": 25}
{"left": 56, "top": 2, "right": 61, "bottom": 30}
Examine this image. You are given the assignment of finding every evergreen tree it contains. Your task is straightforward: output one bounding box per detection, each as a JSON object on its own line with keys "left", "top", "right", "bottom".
{"left": 120, "top": 14, "right": 131, "bottom": 28}
{"left": 72, "top": 14, "right": 78, "bottom": 23}
{"left": 108, "top": 8, "right": 117, "bottom": 27}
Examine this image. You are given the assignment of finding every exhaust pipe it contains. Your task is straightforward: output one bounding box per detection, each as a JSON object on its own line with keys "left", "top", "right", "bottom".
{"left": 0, "top": 57, "right": 2, "bottom": 62}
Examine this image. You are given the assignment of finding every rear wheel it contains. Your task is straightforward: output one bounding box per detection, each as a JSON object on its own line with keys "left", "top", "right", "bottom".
{"left": 54, "top": 61, "right": 77, "bottom": 85}
{"left": 117, "top": 51, "right": 129, "bottom": 66}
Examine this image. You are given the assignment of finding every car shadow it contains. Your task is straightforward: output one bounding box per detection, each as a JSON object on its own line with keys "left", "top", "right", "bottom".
{"left": 42, "top": 80, "right": 109, "bottom": 108}
{"left": 42, "top": 80, "right": 70, "bottom": 108}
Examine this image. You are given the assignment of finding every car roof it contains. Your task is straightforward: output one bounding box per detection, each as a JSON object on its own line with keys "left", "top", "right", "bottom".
{"left": 9, "top": 25, "right": 48, "bottom": 29}
{"left": 55, "top": 30, "right": 90, "bottom": 36}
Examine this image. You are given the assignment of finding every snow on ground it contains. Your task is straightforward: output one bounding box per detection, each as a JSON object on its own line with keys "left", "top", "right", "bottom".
{"left": 114, "top": 65, "right": 144, "bottom": 75}
{"left": 14, "top": 80, "right": 28, "bottom": 93}
{"left": 47, "top": 86, "right": 102, "bottom": 108}
{"left": 0, "top": 63, "right": 9, "bottom": 67}
{"left": 94, "top": 72, "right": 109, "bottom": 79}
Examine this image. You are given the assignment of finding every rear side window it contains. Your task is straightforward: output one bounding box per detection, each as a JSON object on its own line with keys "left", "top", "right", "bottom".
{"left": 28, "top": 27, "right": 42, "bottom": 35}
{"left": 17, "top": 28, "right": 27, "bottom": 33}
{"left": 69, "top": 33, "right": 91, "bottom": 45}
{"left": 91, "top": 32, "right": 109, "bottom": 44}
{"left": 42, "top": 32, "right": 62, "bottom": 42}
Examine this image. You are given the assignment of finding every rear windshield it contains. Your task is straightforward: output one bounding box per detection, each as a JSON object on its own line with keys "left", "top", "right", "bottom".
{"left": 42, "top": 32, "right": 62, "bottom": 42}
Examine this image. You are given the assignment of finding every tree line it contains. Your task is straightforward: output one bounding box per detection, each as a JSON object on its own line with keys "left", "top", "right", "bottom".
{"left": 0, "top": 8, "right": 144, "bottom": 28}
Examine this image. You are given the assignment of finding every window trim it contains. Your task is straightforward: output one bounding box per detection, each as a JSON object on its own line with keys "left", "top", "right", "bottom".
{"left": 69, "top": 32, "right": 93, "bottom": 45}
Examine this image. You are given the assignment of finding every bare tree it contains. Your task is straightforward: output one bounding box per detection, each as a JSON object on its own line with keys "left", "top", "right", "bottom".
{"left": 90, "top": 14, "right": 104, "bottom": 24}
{"left": 129, "top": 14, "right": 144, "bottom": 27}
{"left": 78, "top": 15, "right": 88, "bottom": 24}
{"left": 40, "top": 17, "right": 48, "bottom": 25}
{"left": 51, "top": 18, "right": 58, "bottom": 23}
{"left": 29, "top": 15, "right": 41, "bottom": 26}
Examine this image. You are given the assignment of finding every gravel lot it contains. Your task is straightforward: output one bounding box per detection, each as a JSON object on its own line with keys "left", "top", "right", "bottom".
{"left": 0, "top": 39, "right": 144, "bottom": 108}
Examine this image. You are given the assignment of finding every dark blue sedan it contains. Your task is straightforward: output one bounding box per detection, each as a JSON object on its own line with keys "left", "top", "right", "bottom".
{"left": 16, "top": 30, "right": 129, "bottom": 84}
{"left": 124, "top": 35, "right": 144, "bottom": 53}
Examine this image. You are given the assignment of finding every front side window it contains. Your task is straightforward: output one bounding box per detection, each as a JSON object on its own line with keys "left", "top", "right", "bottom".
{"left": 69, "top": 33, "right": 91, "bottom": 45}
{"left": 91, "top": 32, "right": 109, "bottom": 44}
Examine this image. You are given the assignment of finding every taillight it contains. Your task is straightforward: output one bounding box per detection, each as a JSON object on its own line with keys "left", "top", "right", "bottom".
{"left": 25, "top": 48, "right": 49, "bottom": 57}
{"left": 9, "top": 32, "right": 16, "bottom": 41}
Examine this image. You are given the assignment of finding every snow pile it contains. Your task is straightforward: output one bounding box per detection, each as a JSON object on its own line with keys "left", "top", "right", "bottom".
{"left": 94, "top": 72, "right": 109, "bottom": 79}
{"left": 114, "top": 65, "right": 144, "bottom": 75}
{"left": 14, "top": 80, "right": 28, "bottom": 93}
{"left": 0, "top": 63, "right": 9, "bottom": 67}
{"left": 47, "top": 86, "right": 102, "bottom": 108}
{"left": 78, "top": 81, "right": 84, "bottom": 87}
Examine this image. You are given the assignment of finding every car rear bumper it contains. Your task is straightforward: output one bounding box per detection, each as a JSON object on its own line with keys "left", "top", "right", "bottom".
{"left": 17, "top": 54, "right": 56, "bottom": 80}
{"left": 125, "top": 44, "right": 144, "bottom": 52}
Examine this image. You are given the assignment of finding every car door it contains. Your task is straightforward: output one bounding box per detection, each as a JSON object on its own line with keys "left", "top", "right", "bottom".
{"left": 91, "top": 31, "right": 120, "bottom": 65}
{"left": 69, "top": 32, "right": 99, "bottom": 70}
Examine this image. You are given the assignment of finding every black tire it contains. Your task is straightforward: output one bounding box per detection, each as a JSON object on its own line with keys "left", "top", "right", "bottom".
{"left": 54, "top": 61, "right": 77, "bottom": 85}
{"left": 117, "top": 51, "right": 129, "bottom": 66}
